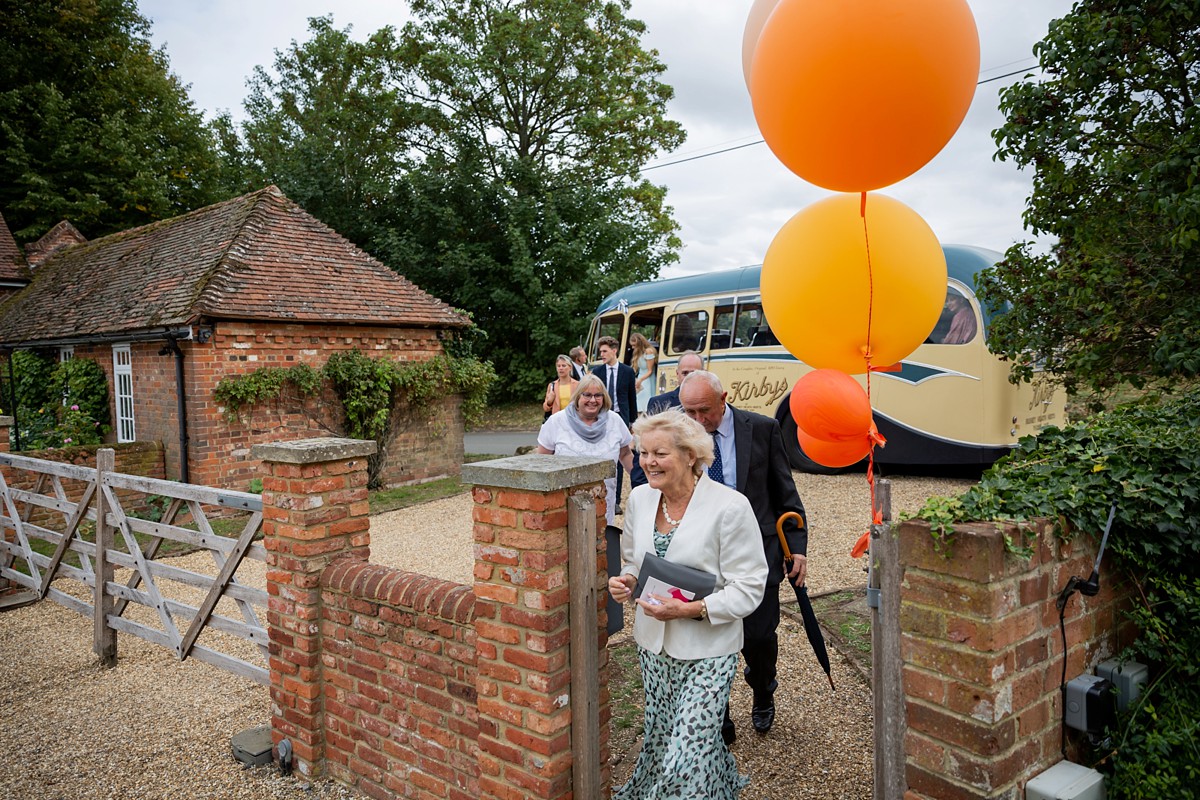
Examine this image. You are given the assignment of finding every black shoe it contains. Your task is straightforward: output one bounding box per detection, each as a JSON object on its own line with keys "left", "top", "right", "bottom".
{"left": 751, "top": 701, "right": 775, "bottom": 734}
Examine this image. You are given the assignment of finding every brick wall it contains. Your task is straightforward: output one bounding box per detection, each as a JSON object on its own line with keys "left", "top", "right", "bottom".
{"left": 191, "top": 321, "right": 462, "bottom": 491}
{"left": 899, "top": 519, "right": 1133, "bottom": 800}
{"left": 255, "top": 442, "right": 613, "bottom": 799}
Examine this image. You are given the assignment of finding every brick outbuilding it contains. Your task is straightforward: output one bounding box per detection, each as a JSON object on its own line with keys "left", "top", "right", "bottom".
{"left": 0, "top": 186, "right": 471, "bottom": 490}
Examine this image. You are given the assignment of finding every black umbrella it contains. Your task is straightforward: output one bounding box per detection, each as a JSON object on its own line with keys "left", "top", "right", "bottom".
{"left": 777, "top": 512, "right": 836, "bottom": 691}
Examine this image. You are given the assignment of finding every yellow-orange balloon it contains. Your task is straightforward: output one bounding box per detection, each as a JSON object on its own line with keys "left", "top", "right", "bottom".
{"left": 741, "top": 0, "right": 781, "bottom": 92}
{"left": 761, "top": 193, "right": 947, "bottom": 374}
{"left": 750, "top": 0, "right": 979, "bottom": 191}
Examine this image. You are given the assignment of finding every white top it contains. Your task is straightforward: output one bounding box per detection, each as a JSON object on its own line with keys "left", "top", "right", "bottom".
{"left": 537, "top": 410, "right": 631, "bottom": 526}
{"left": 620, "top": 475, "right": 767, "bottom": 659}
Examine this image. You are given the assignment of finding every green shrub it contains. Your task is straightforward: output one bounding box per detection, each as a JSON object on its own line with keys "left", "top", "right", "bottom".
{"left": 911, "top": 388, "right": 1200, "bottom": 796}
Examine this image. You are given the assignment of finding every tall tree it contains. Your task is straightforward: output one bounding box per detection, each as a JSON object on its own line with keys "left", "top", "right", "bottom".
{"left": 983, "top": 0, "right": 1200, "bottom": 395}
{"left": 387, "top": 0, "right": 686, "bottom": 398}
{"left": 223, "top": 16, "right": 435, "bottom": 246}
{"left": 0, "top": 0, "right": 225, "bottom": 240}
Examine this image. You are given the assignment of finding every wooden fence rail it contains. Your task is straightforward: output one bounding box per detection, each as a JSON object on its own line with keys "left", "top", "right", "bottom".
{"left": 0, "top": 448, "right": 269, "bottom": 684}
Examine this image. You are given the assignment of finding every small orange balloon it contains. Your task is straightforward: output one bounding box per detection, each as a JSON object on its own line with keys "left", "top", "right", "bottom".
{"left": 789, "top": 370, "right": 871, "bottom": 442}
{"left": 761, "top": 193, "right": 947, "bottom": 374}
{"left": 797, "top": 425, "right": 872, "bottom": 469}
{"left": 750, "top": 0, "right": 979, "bottom": 191}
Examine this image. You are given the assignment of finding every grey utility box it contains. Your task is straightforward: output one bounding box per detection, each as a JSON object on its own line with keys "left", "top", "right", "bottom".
{"left": 231, "top": 725, "right": 274, "bottom": 767}
{"left": 1026, "top": 760, "right": 1105, "bottom": 800}
{"left": 1096, "top": 659, "right": 1148, "bottom": 712}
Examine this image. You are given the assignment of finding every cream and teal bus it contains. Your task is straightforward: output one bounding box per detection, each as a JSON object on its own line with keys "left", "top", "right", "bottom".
{"left": 587, "top": 244, "right": 1065, "bottom": 472}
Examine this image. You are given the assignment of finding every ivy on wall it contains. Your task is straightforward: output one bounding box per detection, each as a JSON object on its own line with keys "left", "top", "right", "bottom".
{"left": 213, "top": 349, "right": 495, "bottom": 487}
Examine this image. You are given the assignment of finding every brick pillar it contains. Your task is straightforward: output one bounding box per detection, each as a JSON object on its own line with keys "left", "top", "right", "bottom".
{"left": 461, "top": 454, "right": 614, "bottom": 800}
{"left": 0, "top": 415, "right": 11, "bottom": 453}
{"left": 252, "top": 437, "right": 376, "bottom": 780}
{"left": 898, "top": 519, "right": 1126, "bottom": 799}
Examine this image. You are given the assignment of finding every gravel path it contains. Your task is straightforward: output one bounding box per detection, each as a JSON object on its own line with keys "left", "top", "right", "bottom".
{"left": 0, "top": 469, "right": 973, "bottom": 800}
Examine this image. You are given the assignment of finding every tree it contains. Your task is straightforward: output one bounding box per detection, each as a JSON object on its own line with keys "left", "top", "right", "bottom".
{"left": 983, "top": 0, "right": 1200, "bottom": 395}
{"left": 387, "top": 0, "right": 686, "bottom": 398}
{"left": 221, "top": 16, "right": 436, "bottom": 246}
{"left": 0, "top": 0, "right": 226, "bottom": 240}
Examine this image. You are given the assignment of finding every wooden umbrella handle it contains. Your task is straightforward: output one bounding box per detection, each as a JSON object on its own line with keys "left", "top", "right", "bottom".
{"left": 775, "top": 511, "right": 805, "bottom": 562}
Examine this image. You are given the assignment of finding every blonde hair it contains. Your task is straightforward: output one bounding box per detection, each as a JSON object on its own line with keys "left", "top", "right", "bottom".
{"left": 630, "top": 332, "right": 654, "bottom": 363}
{"left": 632, "top": 409, "right": 713, "bottom": 478}
{"left": 571, "top": 373, "right": 612, "bottom": 412}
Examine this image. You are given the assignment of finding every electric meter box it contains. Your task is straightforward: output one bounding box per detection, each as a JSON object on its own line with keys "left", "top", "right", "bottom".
{"left": 1026, "top": 760, "right": 1105, "bottom": 800}
{"left": 1095, "top": 659, "right": 1147, "bottom": 712}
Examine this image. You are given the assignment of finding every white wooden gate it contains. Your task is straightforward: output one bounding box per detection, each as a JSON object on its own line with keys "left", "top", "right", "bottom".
{"left": 0, "top": 449, "right": 269, "bottom": 684}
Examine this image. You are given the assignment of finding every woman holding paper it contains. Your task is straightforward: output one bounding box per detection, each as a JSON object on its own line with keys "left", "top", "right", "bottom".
{"left": 607, "top": 411, "right": 767, "bottom": 799}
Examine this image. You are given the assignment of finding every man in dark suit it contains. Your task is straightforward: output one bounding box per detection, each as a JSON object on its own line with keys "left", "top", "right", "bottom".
{"left": 569, "top": 346, "right": 589, "bottom": 381}
{"left": 592, "top": 335, "right": 638, "bottom": 508}
{"left": 679, "top": 370, "right": 807, "bottom": 744}
{"left": 644, "top": 350, "right": 704, "bottom": 416}
{"left": 629, "top": 351, "right": 706, "bottom": 492}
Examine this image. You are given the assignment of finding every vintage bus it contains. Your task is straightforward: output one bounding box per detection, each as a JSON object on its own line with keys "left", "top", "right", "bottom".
{"left": 586, "top": 244, "right": 1066, "bottom": 472}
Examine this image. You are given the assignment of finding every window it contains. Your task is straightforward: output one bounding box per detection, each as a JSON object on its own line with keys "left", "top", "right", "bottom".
{"left": 927, "top": 287, "right": 978, "bottom": 345}
{"left": 112, "top": 344, "right": 135, "bottom": 442}
{"left": 58, "top": 347, "right": 73, "bottom": 362}
{"left": 734, "top": 303, "right": 779, "bottom": 347}
{"left": 665, "top": 310, "right": 709, "bottom": 355}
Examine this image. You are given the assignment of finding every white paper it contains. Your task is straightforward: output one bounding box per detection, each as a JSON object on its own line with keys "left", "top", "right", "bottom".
{"left": 641, "top": 576, "right": 695, "bottom": 604}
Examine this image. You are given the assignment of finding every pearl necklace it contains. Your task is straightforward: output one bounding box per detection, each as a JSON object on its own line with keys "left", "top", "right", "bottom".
{"left": 660, "top": 475, "right": 700, "bottom": 527}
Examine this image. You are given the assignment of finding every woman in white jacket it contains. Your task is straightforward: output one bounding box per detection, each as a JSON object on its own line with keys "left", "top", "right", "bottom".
{"left": 608, "top": 411, "right": 767, "bottom": 799}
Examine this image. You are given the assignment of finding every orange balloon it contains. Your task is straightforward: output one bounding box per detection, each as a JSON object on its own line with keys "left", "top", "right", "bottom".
{"left": 789, "top": 370, "right": 871, "bottom": 441}
{"left": 741, "top": 0, "right": 781, "bottom": 91}
{"left": 761, "top": 193, "right": 947, "bottom": 374}
{"left": 750, "top": 0, "right": 979, "bottom": 191}
{"left": 797, "top": 425, "right": 871, "bottom": 469}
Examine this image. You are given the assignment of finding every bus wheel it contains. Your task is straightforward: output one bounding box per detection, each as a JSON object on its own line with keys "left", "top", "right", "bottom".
{"left": 777, "top": 408, "right": 861, "bottom": 475}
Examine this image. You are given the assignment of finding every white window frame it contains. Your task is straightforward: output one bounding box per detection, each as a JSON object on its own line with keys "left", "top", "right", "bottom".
{"left": 112, "top": 344, "right": 135, "bottom": 443}
{"left": 58, "top": 346, "right": 73, "bottom": 362}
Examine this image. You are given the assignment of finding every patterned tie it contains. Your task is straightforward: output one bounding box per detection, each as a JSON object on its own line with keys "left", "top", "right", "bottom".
{"left": 708, "top": 431, "right": 725, "bottom": 485}
{"left": 608, "top": 366, "right": 618, "bottom": 412}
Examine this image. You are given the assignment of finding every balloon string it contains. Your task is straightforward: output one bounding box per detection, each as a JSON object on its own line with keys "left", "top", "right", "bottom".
{"left": 861, "top": 194, "right": 881, "bottom": 526}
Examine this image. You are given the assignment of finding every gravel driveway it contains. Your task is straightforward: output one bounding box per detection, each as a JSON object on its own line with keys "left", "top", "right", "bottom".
{"left": 0, "top": 469, "right": 973, "bottom": 800}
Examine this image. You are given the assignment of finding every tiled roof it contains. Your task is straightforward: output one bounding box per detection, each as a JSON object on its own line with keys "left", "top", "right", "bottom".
{"left": 0, "top": 213, "right": 30, "bottom": 283}
{"left": 0, "top": 186, "right": 468, "bottom": 345}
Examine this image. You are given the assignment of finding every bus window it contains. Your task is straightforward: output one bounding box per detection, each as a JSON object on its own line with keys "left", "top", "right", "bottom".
{"left": 592, "top": 314, "right": 625, "bottom": 359}
{"left": 628, "top": 308, "right": 664, "bottom": 363}
{"left": 710, "top": 304, "right": 735, "bottom": 349}
{"left": 928, "top": 287, "right": 978, "bottom": 345}
{"left": 734, "top": 304, "right": 779, "bottom": 347}
{"left": 666, "top": 310, "right": 708, "bottom": 354}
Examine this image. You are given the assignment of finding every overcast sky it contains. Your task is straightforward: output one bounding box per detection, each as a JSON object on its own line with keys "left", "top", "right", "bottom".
{"left": 139, "top": 0, "right": 1076, "bottom": 279}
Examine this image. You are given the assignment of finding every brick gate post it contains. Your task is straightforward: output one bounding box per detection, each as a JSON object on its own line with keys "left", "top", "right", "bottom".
{"left": 252, "top": 437, "right": 376, "bottom": 780}
{"left": 0, "top": 416, "right": 11, "bottom": 594}
{"left": 461, "top": 454, "right": 614, "bottom": 800}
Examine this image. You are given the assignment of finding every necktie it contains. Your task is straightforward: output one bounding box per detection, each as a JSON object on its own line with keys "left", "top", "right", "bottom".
{"left": 708, "top": 431, "right": 725, "bottom": 485}
{"left": 608, "top": 367, "right": 618, "bottom": 411}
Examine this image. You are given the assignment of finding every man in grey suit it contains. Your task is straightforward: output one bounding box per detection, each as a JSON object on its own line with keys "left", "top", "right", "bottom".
{"left": 679, "top": 370, "right": 807, "bottom": 744}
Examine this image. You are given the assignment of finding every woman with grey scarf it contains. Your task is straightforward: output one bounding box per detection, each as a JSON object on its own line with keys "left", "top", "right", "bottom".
{"left": 537, "top": 373, "right": 634, "bottom": 634}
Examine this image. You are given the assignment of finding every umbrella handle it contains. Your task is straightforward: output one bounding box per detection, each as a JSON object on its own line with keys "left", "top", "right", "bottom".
{"left": 775, "top": 511, "right": 805, "bottom": 562}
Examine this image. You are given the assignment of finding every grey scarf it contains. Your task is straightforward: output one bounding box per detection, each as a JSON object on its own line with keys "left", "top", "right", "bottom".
{"left": 563, "top": 403, "right": 608, "bottom": 444}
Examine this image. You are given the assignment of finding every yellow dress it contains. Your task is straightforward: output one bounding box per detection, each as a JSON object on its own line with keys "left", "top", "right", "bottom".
{"left": 554, "top": 381, "right": 574, "bottom": 412}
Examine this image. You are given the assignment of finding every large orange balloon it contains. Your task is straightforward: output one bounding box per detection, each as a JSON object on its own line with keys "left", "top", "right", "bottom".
{"left": 761, "top": 193, "right": 947, "bottom": 374}
{"left": 741, "top": 0, "right": 781, "bottom": 91}
{"left": 797, "top": 426, "right": 871, "bottom": 469}
{"left": 789, "top": 370, "right": 871, "bottom": 442}
{"left": 750, "top": 0, "right": 979, "bottom": 191}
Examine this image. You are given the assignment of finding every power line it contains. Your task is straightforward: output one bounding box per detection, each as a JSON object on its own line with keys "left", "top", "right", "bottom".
{"left": 641, "top": 61, "right": 1042, "bottom": 174}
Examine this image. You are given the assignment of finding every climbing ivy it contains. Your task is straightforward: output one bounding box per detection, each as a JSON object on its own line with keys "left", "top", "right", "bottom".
{"left": 213, "top": 350, "right": 495, "bottom": 485}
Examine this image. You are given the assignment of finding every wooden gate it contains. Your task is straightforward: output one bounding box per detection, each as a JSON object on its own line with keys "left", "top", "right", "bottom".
{"left": 0, "top": 448, "right": 269, "bottom": 684}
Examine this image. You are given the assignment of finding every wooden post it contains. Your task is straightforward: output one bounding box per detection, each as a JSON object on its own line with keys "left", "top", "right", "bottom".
{"left": 568, "top": 493, "right": 601, "bottom": 800}
{"left": 93, "top": 448, "right": 117, "bottom": 667}
{"left": 872, "top": 479, "right": 905, "bottom": 800}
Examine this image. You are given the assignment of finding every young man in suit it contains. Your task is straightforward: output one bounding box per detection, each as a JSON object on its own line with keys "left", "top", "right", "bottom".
{"left": 679, "top": 370, "right": 807, "bottom": 745}
{"left": 592, "top": 336, "right": 638, "bottom": 509}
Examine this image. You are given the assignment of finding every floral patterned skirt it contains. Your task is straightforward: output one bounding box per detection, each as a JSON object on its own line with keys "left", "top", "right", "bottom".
{"left": 613, "top": 648, "right": 749, "bottom": 799}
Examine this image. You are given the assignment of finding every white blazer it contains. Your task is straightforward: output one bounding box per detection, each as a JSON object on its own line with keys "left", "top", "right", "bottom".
{"left": 620, "top": 474, "right": 768, "bottom": 660}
